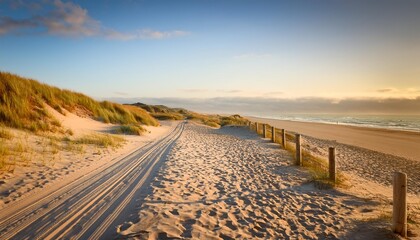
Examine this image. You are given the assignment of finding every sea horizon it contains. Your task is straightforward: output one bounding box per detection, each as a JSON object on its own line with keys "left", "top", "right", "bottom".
{"left": 252, "top": 113, "right": 420, "bottom": 133}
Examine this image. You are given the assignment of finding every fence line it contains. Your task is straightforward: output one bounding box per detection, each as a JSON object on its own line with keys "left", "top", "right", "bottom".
{"left": 249, "top": 120, "right": 408, "bottom": 237}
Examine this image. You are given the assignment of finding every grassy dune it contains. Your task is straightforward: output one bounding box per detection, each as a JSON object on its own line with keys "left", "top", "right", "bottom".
{"left": 0, "top": 72, "right": 158, "bottom": 133}
{"left": 0, "top": 72, "right": 247, "bottom": 172}
{"left": 130, "top": 102, "right": 248, "bottom": 127}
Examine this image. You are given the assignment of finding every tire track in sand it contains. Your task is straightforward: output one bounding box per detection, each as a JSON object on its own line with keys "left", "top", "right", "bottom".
{"left": 0, "top": 121, "right": 184, "bottom": 240}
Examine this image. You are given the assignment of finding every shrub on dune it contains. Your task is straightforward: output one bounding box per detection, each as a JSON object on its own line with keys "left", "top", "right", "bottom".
{"left": 112, "top": 125, "right": 145, "bottom": 136}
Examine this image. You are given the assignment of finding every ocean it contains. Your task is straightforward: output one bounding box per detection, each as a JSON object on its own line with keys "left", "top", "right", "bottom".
{"left": 261, "top": 114, "right": 420, "bottom": 132}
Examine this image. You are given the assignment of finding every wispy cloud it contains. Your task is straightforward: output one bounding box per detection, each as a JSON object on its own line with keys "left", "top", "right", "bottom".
{"left": 0, "top": 16, "right": 37, "bottom": 35}
{"left": 0, "top": 0, "right": 189, "bottom": 40}
{"left": 376, "top": 87, "right": 420, "bottom": 96}
{"left": 42, "top": 0, "right": 100, "bottom": 37}
{"left": 377, "top": 88, "right": 396, "bottom": 93}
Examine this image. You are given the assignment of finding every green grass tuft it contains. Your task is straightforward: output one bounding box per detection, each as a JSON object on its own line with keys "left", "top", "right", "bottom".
{"left": 75, "top": 133, "right": 125, "bottom": 148}
{"left": 113, "top": 125, "right": 145, "bottom": 136}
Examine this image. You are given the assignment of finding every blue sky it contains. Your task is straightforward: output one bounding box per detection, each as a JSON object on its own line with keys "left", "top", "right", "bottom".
{"left": 1, "top": 0, "right": 420, "bottom": 102}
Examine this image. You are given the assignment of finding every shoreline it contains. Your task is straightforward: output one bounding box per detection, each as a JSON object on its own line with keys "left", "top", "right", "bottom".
{"left": 254, "top": 115, "right": 420, "bottom": 133}
{"left": 247, "top": 116, "right": 420, "bottom": 161}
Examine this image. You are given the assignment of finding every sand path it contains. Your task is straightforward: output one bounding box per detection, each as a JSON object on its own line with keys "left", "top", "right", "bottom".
{"left": 121, "top": 123, "right": 399, "bottom": 239}
{"left": 0, "top": 122, "right": 185, "bottom": 239}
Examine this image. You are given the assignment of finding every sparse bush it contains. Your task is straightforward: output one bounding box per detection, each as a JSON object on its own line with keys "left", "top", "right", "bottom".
{"left": 62, "top": 136, "right": 71, "bottom": 142}
{"left": 51, "top": 119, "right": 61, "bottom": 127}
{"left": 113, "top": 125, "right": 145, "bottom": 135}
{"left": 203, "top": 120, "right": 220, "bottom": 128}
{"left": 65, "top": 129, "right": 74, "bottom": 136}
{"left": 75, "top": 133, "right": 125, "bottom": 148}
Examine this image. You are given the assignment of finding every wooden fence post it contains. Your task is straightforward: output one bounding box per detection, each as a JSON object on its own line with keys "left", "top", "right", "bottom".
{"left": 256, "top": 123, "right": 259, "bottom": 134}
{"left": 271, "top": 126, "right": 276, "bottom": 143}
{"left": 328, "top": 147, "right": 336, "bottom": 182}
{"left": 281, "top": 129, "right": 286, "bottom": 148}
{"left": 392, "top": 172, "right": 407, "bottom": 237}
{"left": 263, "top": 124, "right": 267, "bottom": 138}
{"left": 296, "top": 134, "right": 301, "bottom": 166}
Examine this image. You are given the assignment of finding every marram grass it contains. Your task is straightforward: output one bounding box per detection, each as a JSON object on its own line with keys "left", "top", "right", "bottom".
{"left": 0, "top": 72, "right": 158, "bottom": 133}
{"left": 112, "top": 125, "right": 145, "bottom": 136}
{"left": 75, "top": 133, "right": 125, "bottom": 148}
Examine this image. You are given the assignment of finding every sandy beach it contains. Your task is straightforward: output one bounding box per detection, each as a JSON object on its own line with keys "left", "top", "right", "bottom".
{"left": 247, "top": 116, "right": 420, "bottom": 161}
{"left": 248, "top": 117, "right": 420, "bottom": 194}
{"left": 119, "top": 123, "right": 420, "bottom": 239}
{"left": 1, "top": 107, "right": 419, "bottom": 239}
{"left": 1, "top": 118, "right": 419, "bottom": 239}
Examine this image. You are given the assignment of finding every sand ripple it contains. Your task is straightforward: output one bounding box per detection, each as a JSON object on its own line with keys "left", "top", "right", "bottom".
{"left": 120, "top": 124, "right": 397, "bottom": 239}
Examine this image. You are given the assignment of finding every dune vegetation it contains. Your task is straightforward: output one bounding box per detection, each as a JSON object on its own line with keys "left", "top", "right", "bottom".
{"left": 112, "top": 125, "right": 146, "bottom": 136}
{"left": 130, "top": 102, "right": 248, "bottom": 128}
{"left": 130, "top": 102, "right": 186, "bottom": 121}
{"left": 0, "top": 72, "right": 248, "bottom": 172}
{"left": 74, "top": 133, "right": 125, "bottom": 148}
{"left": 254, "top": 123, "right": 346, "bottom": 187}
{"left": 0, "top": 72, "right": 158, "bottom": 133}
